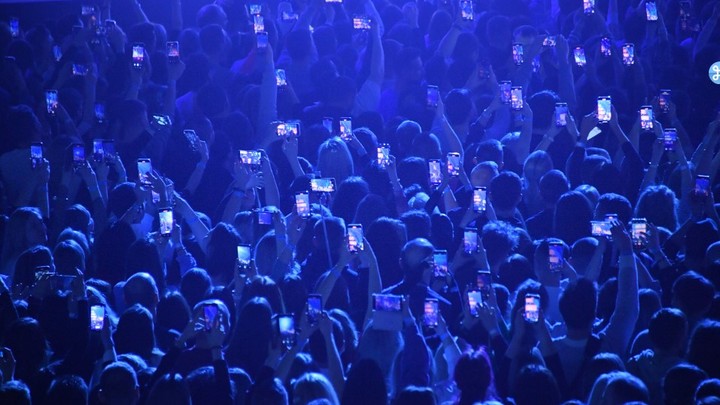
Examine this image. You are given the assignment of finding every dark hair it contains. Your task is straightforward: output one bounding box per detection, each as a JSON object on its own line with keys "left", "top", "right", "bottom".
{"left": 332, "top": 176, "right": 369, "bottom": 225}
{"left": 47, "top": 375, "right": 88, "bottom": 405}
{"left": 0, "top": 380, "right": 31, "bottom": 405}
{"left": 672, "top": 271, "right": 715, "bottom": 317}
{"left": 125, "top": 238, "right": 164, "bottom": 288}
{"left": 539, "top": 170, "right": 569, "bottom": 205}
{"left": 490, "top": 171, "right": 523, "bottom": 211}
{"left": 553, "top": 191, "right": 593, "bottom": 244}
{"left": 367, "top": 217, "right": 406, "bottom": 287}
{"left": 99, "top": 362, "right": 138, "bottom": 403}
{"left": 663, "top": 364, "right": 708, "bottom": 405}
{"left": 595, "top": 193, "right": 632, "bottom": 225}
{"left": 226, "top": 297, "right": 273, "bottom": 379}
{"left": 635, "top": 185, "right": 678, "bottom": 231}
{"left": 649, "top": 308, "right": 687, "bottom": 352}
{"left": 454, "top": 349, "right": 497, "bottom": 405}
{"left": 180, "top": 268, "right": 212, "bottom": 309}
{"left": 114, "top": 304, "right": 156, "bottom": 361}
{"left": 513, "top": 364, "right": 560, "bottom": 405}
{"left": 147, "top": 373, "right": 191, "bottom": 405}
{"left": 393, "top": 385, "right": 436, "bottom": 405}
{"left": 687, "top": 321, "right": 720, "bottom": 378}
{"left": 400, "top": 210, "right": 431, "bottom": 241}
{"left": 4, "top": 317, "right": 48, "bottom": 382}
{"left": 482, "top": 221, "right": 519, "bottom": 268}
{"left": 559, "top": 278, "right": 597, "bottom": 330}
{"left": 498, "top": 254, "right": 534, "bottom": 294}
{"left": 583, "top": 353, "right": 626, "bottom": 399}
{"left": 205, "top": 223, "right": 241, "bottom": 285}
{"left": 445, "top": 88, "right": 473, "bottom": 126}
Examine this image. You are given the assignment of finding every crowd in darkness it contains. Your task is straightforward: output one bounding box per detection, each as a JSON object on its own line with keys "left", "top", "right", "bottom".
{"left": 2, "top": 0, "right": 720, "bottom": 403}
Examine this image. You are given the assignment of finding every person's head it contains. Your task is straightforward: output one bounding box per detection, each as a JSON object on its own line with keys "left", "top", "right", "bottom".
{"left": 146, "top": 374, "right": 191, "bottom": 405}
{"left": 482, "top": 221, "right": 519, "bottom": 269}
{"left": 243, "top": 276, "right": 285, "bottom": 314}
{"left": 399, "top": 238, "right": 435, "bottom": 285}
{"left": 672, "top": 271, "right": 715, "bottom": 319}
{"left": 393, "top": 385, "right": 436, "bottom": 405}
{"left": 594, "top": 193, "right": 632, "bottom": 224}
{"left": 397, "top": 156, "right": 429, "bottom": 191}
{"left": 590, "top": 371, "right": 649, "bottom": 405}
{"left": 1, "top": 105, "right": 41, "bottom": 154}
{"left": 180, "top": 267, "right": 212, "bottom": 309}
{"left": 513, "top": 364, "right": 560, "bottom": 405}
{"left": 156, "top": 291, "right": 191, "bottom": 335}
{"left": 664, "top": 364, "right": 708, "bottom": 405}
{"left": 4, "top": 317, "right": 48, "bottom": 381}
{"left": 553, "top": 191, "right": 593, "bottom": 245}
{"left": 367, "top": 217, "right": 407, "bottom": 286}
{"left": 539, "top": 170, "right": 569, "bottom": 207}
{"left": 292, "top": 373, "right": 339, "bottom": 405}
{"left": 12, "top": 245, "right": 53, "bottom": 290}
{"left": 635, "top": 185, "right": 678, "bottom": 231}
{"left": 2, "top": 207, "right": 46, "bottom": 261}
{"left": 408, "top": 133, "right": 442, "bottom": 160}
{"left": 475, "top": 140, "right": 504, "bottom": 170}
{"left": 331, "top": 176, "right": 369, "bottom": 224}
{"left": 559, "top": 277, "right": 597, "bottom": 332}
{"left": 399, "top": 210, "right": 431, "bottom": 241}
{"left": 312, "top": 216, "right": 346, "bottom": 264}
{"left": 489, "top": 171, "right": 522, "bottom": 212}
{"left": 247, "top": 374, "right": 288, "bottom": 405}
{"left": 114, "top": 304, "right": 156, "bottom": 361}
{"left": 454, "top": 349, "right": 496, "bottom": 404}
{"left": 317, "top": 137, "right": 354, "bottom": 184}
{"left": 205, "top": 222, "right": 241, "bottom": 284}
{"left": 99, "top": 362, "right": 139, "bottom": 405}
{"left": 341, "top": 358, "right": 388, "bottom": 405}
{"left": 582, "top": 353, "right": 626, "bottom": 399}
{"left": 47, "top": 374, "right": 88, "bottom": 405}
{"left": 696, "top": 379, "right": 720, "bottom": 403}
{"left": 445, "top": 88, "right": 476, "bottom": 126}
{"left": 523, "top": 151, "right": 553, "bottom": 185}
{"left": 286, "top": 28, "right": 315, "bottom": 62}
{"left": 470, "top": 161, "right": 499, "bottom": 188}
{"left": 196, "top": 3, "right": 227, "bottom": 28}
{"left": 227, "top": 297, "right": 274, "bottom": 378}
{"left": 687, "top": 321, "right": 720, "bottom": 378}
{"left": 123, "top": 272, "right": 160, "bottom": 315}
{"left": 649, "top": 308, "right": 688, "bottom": 355}
{"left": 686, "top": 219, "right": 720, "bottom": 265}
{"left": 64, "top": 204, "right": 93, "bottom": 236}
{"left": 0, "top": 381, "right": 31, "bottom": 405}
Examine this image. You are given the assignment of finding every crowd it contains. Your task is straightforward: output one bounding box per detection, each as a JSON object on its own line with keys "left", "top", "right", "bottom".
{"left": 0, "top": 0, "right": 719, "bottom": 403}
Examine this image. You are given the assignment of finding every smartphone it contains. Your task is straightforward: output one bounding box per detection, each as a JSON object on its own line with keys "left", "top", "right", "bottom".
{"left": 339, "top": 117, "right": 352, "bottom": 141}
{"left": 257, "top": 210, "right": 273, "bottom": 225}
{"left": 94, "top": 102, "right": 105, "bottom": 123}
{"left": 278, "top": 314, "right": 296, "bottom": 349}
{"left": 326, "top": 0, "right": 343, "bottom": 3}
{"left": 600, "top": 37, "right": 612, "bottom": 57}
{"left": 499, "top": 81, "right": 512, "bottom": 104}
{"left": 433, "top": 250, "right": 448, "bottom": 278}
{"left": 574, "top": 47, "right": 587, "bottom": 67}
{"left": 583, "top": 0, "right": 595, "bottom": 14}
{"left": 103, "top": 140, "right": 115, "bottom": 161}
{"left": 695, "top": 174, "right": 711, "bottom": 196}
{"left": 373, "top": 294, "right": 403, "bottom": 312}
{"left": 597, "top": 96, "right": 612, "bottom": 123}
{"left": 72, "top": 64, "right": 89, "bottom": 76}
{"left": 275, "top": 69, "right": 287, "bottom": 86}
{"left": 285, "top": 120, "right": 300, "bottom": 137}
{"left": 282, "top": 11, "right": 299, "bottom": 22}
{"left": 153, "top": 114, "right": 171, "bottom": 127}
{"left": 512, "top": 43, "right": 524, "bottom": 66}
{"left": 45, "top": 90, "right": 59, "bottom": 115}
{"left": 92, "top": 139, "right": 105, "bottom": 162}
{"left": 307, "top": 295, "right": 323, "bottom": 325}
{"left": 555, "top": 103, "right": 568, "bottom": 127}
{"left": 322, "top": 117, "right": 333, "bottom": 134}
{"left": 511, "top": 86, "right": 523, "bottom": 110}
{"left": 477, "top": 270, "right": 492, "bottom": 301}
{"left": 311, "top": 178, "right": 336, "bottom": 193}
{"left": 248, "top": 3, "right": 261, "bottom": 14}
{"left": 347, "top": 224, "right": 364, "bottom": 253}
{"left": 52, "top": 274, "right": 76, "bottom": 291}
{"left": 467, "top": 290, "right": 483, "bottom": 317}
{"left": 423, "top": 299, "right": 439, "bottom": 328}
{"left": 295, "top": 192, "right": 310, "bottom": 218}
{"left": 663, "top": 128, "right": 677, "bottom": 151}
{"left": 239, "top": 150, "right": 261, "bottom": 167}
{"left": 524, "top": 294, "right": 540, "bottom": 322}
{"left": 543, "top": 36, "right": 557, "bottom": 47}
{"left": 353, "top": 16, "right": 372, "bottom": 30}
{"left": 428, "top": 159, "right": 442, "bottom": 185}
{"left": 460, "top": 0, "right": 474, "bottom": 20}
{"left": 237, "top": 244, "right": 252, "bottom": 267}
{"left": 447, "top": 152, "right": 461, "bottom": 177}
{"left": 137, "top": 158, "right": 152, "bottom": 185}
{"left": 658, "top": 90, "right": 671, "bottom": 113}
{"left": 72, "top": 144, "right": 86, "bottom": 168}
{"left": 548, "top": 241, "right": 563, "bottom": 272}
{"left": 90, "top": 305, "right": 105, "bottom": 331}
{"left": 427, "top": 85, "right": 440, "bottom": 109}
{"left": 631, "top": 218, "right": 648, "bottom": 248}
{"left": 591, "top": 220, "right": 612, "bottom": 237}
{"left": 464, "top": 228, "right": 478, "bottom": 254}
{"left": 132, "top": 43, "right": 144, "bottom": 69}
{"left": 167, "top": 41, "right": 180, "bottom": 63}
{"left": 30, "top": 143, "right": 43, "bottom": 169}
{"left": 158, "top": 208, "right": 174, "bottom": 236}
{"left": 10, "top": 17, "right": 20, "bottom": 38}
{"left": 646, "top": 1, "right": 659, "bottom": 21}
{"left": 473, "top": 187, "right": 487, "bottom": 213}
{"left": 377, "top": 144, "right": 390, "bottom": 168}
{"left": 254, "top": 14, "right": 265, "bottom": 33}
{"left": 622, "top": 43, "right": 635, "bottom": 66}
{"left": 256, "top": 32, "right": 268, "bottom": 49}
{"left": 640, "top": 106, "right": 653, "bottom": 131}
{"left": 203, "top": 304, "right": 219, "bottom": 331}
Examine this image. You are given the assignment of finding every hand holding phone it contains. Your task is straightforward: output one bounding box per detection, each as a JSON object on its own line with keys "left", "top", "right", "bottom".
{"left": 237, "top": 245, "right": 252, "bottom": 267}
{"left": 524, "top": 294, "right": 540, "bottom": 322}
{"left": 307, "top": 295, "right": 323, "bottom": 325}
{"left": 159, "top": 208, "right": 174, "bottom": 237}
{"left": 90, "top": 305, "right": 105, "bottom": 331}
{"left": 423, "top": 299, "right": 439, "bottom": 327}
{"left": 473, "top": 187, "right": 487, "bottom": 213}
{"left": 428, "top": 160, "right": 442, "bottom": 185}
{"left": 295, "top": 192, "right": 310, "bottom": 218}
{"left": 30, "top": 143, "right": 43, "bottom": 169}
{"left": 548, "top": 241, "right": 563, "bottom": 272}
{"left": 347, "top": 224, "right": 364, "bottom": 253}
{"left": 132, "top": 43, "right": 145, "bottom": 69}
{"left": 447, "top": 152, "right": 461, "bottom": 176}
{"left": 167, "top": 41, "right": 180, "bottom": 63}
